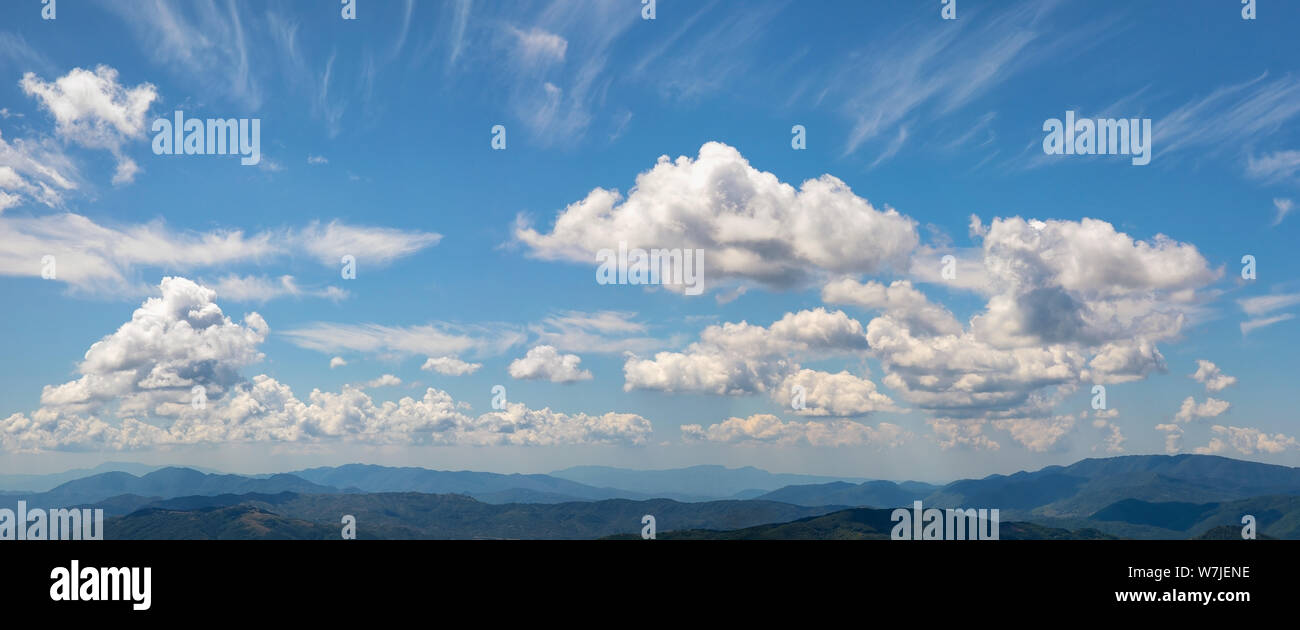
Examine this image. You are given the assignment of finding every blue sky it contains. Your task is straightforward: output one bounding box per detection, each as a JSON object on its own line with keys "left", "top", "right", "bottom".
{"left": 0, "top": 0, "right": 1298, "bottom": 481}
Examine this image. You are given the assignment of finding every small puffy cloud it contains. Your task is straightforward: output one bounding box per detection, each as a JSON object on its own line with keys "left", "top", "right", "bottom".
{"left": 1174, "top": 396, "right": 1231, "bottom": 423}
{"left": 681, "top": 414, "right": 908, "bottom": 448}
{"left": 1190, "top": 360, "right": 1236, "bottom": 393}
{"left": 20, "top": 65, "right": 158, "bottom": 185}
{"left": 508, "top": 345, "right": 593, "bottom": 383}
{"left": 1194, "top": 425, "right": 1298, "bottom": 455}
{"left": 421, "top": 356, "right": 482, "bottom": 376}
{"left": 1092, "top": 418, "right": 1125, "bottom": 453}
{"left": 329, "top": 356, "right": 347, "bottom": 369}
{"left": 363, "top": 374, "right": 402, "bottom": 388}
{"left": 515, "top": 142, "right": 919, "bottom": 291}
{"left": 1155, "top": 423, "right": 1183, "bottom": 454}
{"left": 307, "top": 155, "right": 328, "bottom": 165}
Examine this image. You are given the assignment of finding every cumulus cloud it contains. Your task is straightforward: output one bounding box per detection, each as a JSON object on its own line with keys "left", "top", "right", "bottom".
{"left": 515, "top": 142, "right": 918, "bottom": 290}
{"left": 1194, "top": 425, "right": 1298, "bottom": 456}
{"left": 821, "top": 278, "right": 961, "bottom": 336}
{"left": 624, "top": 307, "right": 871, "bottom": 396}
{"left": 681, "top": 414, "right": 908, "bottom": 448}
{"left": 1174, "top": 396, "right": 1231, "bottom": 423}
{"left": 19, "top": 65, "right": 157, "bottom": 185}
{"left": 1190, "top": 360, "right": 1236, "bottom": 393}
{"left": 778, "top": 369, "right": 896, "bottom": 417}
{"left": 508, "top": 345, "right": 593, "bottom": 383}
{"left": 0, "top": 277, "right": 651, "bottom": 451}
{"left": 421, "top": 356, "right": 481, "bottom": 376}
{"left": 863, "top": 215, "right": 1214, "bottom": 419}
{"left": 329, "top": 356, "right": 347, "bottom": 369}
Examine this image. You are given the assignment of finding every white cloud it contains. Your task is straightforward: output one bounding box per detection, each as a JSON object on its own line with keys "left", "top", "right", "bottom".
{"left": 296, "top": 220, "right": 443, "bottom": 266}
{"left": 1194, "top": 425, "right": 1298, "bottom": 456}
{"left": 363, "top": 374, "right": 402, "bottom": 388}
{"left": 778, "top": 369, "right": 896, "bottom": 417}
{"left": 821, "top": 278, "right": 962, "bottom": 336}
{"left": 1092, "top": 418, "right": 1126, "bottom": 453}
{"left": 515, "top": 142, "right": 918, "bottom": 290}
{"left": 1190, "top": 359, "right": 1236, "bottom": 393}
{"left": 307, "top": 155, "right": 328, "bottom": 165}
{"left": 0, "top": 212, "right": 440, "bottom": 294}
{"left": 100, "top": 0, "right": 261, "bottom": 109}
{"left": 991, "top": 415, "right": 1076, "bottom": 453}
{"left": 0, "top": 130, "right": 78, "bottom": 209}
{"left": 1155, "top": 423, "right": 1183, "bottom": 454}
{"left": 1239, "top": 292, "right": 1300, "bottom": 316}
{"left": 329, "top": 356, "right": 347, "bottom": 369}
{"left": 19, "top": 65, "right": 158, "bottom": 185}
{"left": 681, "top": 414, "right": 908, "bottom": 448}
{"left": 508, "top": 345, "right": 593, "bottom": 383}
{"left": 1272, "top": 198, "right": 1294, "bottom": 226}
{"left": 508, "top": 26, "right": 567, "bottom": 67}
{"left": 34, "top": 277, "right": 268, "bottom": 417}
{"left": 1241, "top": 313, "right": 1295, "bottom": 335}
{"left": 0, "top": 277, "right": 650, "bottom": 451}
{"left": 1247, "top": 151, "right": 1300, "bottom": 183}
{"left": 421, "top": 356, "right": 482, "bottom": 376}
{"left": 928, "top": 419, "right": 999, "bottom": 451}
{"left": 623, "top": 308, "right": 871, "bottom": 395}
{"left": 209, "top": 274, "right": 347, "bottom": 303}
{"left": 528, "top": 310, "right": 662, "bottom": 354}
{"left": 1174, "top": 396, "right": 1231, "bottom": 423}
{"left": 283, "top": 321, "right": 524, "bottom": 360}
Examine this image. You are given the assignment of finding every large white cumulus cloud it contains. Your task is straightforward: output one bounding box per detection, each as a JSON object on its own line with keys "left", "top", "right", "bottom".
{"left": 515, "top": 141, "right": 919, "bottom": 289}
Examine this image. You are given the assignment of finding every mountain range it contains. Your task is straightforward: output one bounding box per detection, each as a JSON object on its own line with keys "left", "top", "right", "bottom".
{"left": 3, "top": 454, "right": 1298, "bottom": 539}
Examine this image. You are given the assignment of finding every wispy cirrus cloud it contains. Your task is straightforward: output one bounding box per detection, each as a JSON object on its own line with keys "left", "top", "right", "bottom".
{"left": 0, "top": 212, "right": 440, "bottom": 295}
